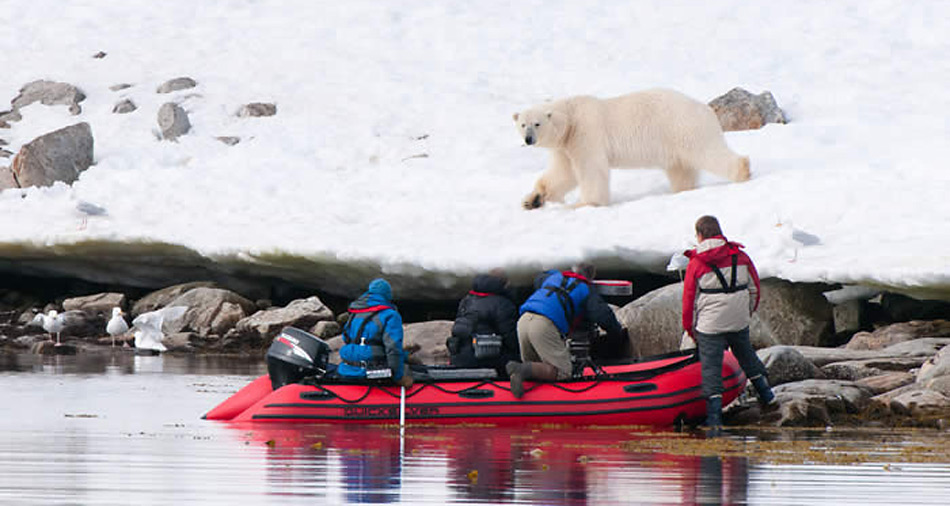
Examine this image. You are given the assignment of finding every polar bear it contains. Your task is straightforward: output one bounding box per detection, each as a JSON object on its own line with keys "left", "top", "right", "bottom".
{"left": 513, "top": 88, "right": 750, "bottom": 209}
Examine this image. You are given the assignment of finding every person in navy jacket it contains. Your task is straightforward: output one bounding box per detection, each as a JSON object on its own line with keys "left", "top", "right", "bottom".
{"left": 338, "top": 278, "right": 413, "bottom": 387}
{"left": 507, "top": 262, "right": 626, "bottom": 398}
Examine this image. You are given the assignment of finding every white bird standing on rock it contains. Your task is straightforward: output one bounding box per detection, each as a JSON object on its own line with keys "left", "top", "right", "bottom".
{"left": 131, "top": 306, "right": 188, "bottom": 352}
{"left": 32, "top": 310, "right": 66, "bottom": 345}
{"left": 106, "top": 307, "right": 129, "bottom": 347}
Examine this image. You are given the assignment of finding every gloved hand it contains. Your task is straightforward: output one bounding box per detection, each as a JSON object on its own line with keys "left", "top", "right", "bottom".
{"left": 395, "top": 373, "right": 414, "bottom": 388}
{"left": 445, "top": 336, "right": 460, "bottom": 355}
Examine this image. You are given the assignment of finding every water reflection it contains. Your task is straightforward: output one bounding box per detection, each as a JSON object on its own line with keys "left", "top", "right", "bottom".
{"left": 0, "top": 350, "right": 266, "bottom": 376}
{"left": 224, "top": 422, "right": 754, "bottom": 504}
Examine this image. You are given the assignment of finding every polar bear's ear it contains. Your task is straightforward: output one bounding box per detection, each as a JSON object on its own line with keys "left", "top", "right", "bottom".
{"left": 512, "top": 112, "right": 519, "bottom": 121}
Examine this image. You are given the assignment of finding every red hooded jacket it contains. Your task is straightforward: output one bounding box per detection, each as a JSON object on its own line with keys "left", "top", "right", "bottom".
{"left": 682, "top": 236, "right": 760, "bottom": 337}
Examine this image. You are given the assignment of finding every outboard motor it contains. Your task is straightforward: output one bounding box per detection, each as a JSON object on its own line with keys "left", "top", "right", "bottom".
{"left": 266, "top": 327, "right": 330, "bottom": 390}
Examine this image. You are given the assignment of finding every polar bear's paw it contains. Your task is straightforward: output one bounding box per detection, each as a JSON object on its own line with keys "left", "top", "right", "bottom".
{"left": 733, "top": 157, "right": 751, "bottom": 182}
{"left": 522, "top": 190, "right": 545, "bottom": 210}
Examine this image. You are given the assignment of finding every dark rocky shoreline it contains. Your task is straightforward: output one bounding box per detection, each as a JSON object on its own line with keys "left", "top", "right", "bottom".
{"left": 3, "top": 271, "right": 950, "bottom": 430}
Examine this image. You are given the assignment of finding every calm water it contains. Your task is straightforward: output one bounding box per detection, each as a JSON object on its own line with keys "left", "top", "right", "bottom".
{"left": 1, "top": 351, "right": 949, "bottom": 505}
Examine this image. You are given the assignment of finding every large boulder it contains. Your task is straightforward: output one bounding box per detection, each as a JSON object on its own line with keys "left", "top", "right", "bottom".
{"left": 132, "top": 282, "right": 217, "bottom": 317}
{"left": 63, "top": 292, "right": 127, "bottom": 315}
{"left": 233, "top": 296, "right": 335, "bottom": 344}
{"left": 753, "top": 279, "right": 834, "bottom": 348}
{"left": 11, "top": 80, "right": 86, "bottom": 115}
{"left": 164, "top": 287, "right": 256, "bottom": 337}
{"left": 846, "top": 320, "right": 950, "bottom": 350}
{"left": 756, "top": 346, "right": 825, "bottom": 386}
{"left": 11, "top": 122, "right": 94, "bottom": 188}
{"left": 708, "top": 87, "right": 787, "bottom": 131}
{"left": 403, "top": 320, "right": 452, "bottom": 366}
{"left": 615, "top": 283, "right": 682, "bottom": 357}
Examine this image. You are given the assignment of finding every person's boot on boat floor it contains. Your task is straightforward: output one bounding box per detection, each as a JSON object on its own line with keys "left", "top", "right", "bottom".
{"left": 506, "top": 361, "right": 558, "bottom": 399}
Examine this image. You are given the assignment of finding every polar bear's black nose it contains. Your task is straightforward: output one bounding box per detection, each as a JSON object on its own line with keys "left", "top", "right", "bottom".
{"left": 525, "top": 135, "right": 535, "bottom": 145}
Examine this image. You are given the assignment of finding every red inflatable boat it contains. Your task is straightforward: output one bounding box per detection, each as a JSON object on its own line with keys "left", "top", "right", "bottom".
{"left": 205, "top": 337, "right": 746, "bottom": 427}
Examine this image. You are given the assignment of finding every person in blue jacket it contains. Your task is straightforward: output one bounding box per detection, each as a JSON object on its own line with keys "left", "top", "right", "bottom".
{"left": 507, "top": 262, "right": 627, "bottom": 398}
{"left": 338, "top": 278, "right": 413, "bottom": 387}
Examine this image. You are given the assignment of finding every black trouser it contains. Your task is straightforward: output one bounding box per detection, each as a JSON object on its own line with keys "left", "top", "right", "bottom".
{"left": 696, "top": 327, "right": 766, "bottom": 399}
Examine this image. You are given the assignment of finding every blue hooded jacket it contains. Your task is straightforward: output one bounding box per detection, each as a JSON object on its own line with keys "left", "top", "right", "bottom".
{"left": 338, "top": 279, "right": 408, "bottom": 380}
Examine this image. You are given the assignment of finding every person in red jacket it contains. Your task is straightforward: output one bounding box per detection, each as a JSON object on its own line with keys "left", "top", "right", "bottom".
{"left": 682, "top": 215, "right": 776, "bottom": 430}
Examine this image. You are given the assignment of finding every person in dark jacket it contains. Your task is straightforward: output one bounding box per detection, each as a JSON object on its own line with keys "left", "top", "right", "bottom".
{"left": 447, "top": 270, "right": 520, "bottom": 375}
{"left": 507, "top": 262, "right": 627, "bottom": 398}
{"left": 338, "top": 278, "right": 413, "bottom": 387}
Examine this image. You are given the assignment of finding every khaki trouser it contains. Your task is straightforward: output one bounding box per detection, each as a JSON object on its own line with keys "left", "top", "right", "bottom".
{"left": 516, "top": 312, "right": 572, "bottom": 379}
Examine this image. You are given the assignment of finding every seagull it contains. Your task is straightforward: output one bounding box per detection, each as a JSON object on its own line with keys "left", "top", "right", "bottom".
{"left": 32, "top": 310, "right": 66, "bottom": 345}
{"left": 131, "top": 306, "right": 187, "bottom": 352}
{"left": 106, "top": 307, "right": 129, "bottom": 347}
{"left": 773, "top": 219, "right": 821, "bottom": 262}
{"left": 75, "top": 200, "right": 107, "bottom": 230}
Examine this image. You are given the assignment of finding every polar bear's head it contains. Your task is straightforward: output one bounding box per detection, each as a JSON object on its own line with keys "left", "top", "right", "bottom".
{"left": 513, "top": 106, "right": 568, "bottom": 148}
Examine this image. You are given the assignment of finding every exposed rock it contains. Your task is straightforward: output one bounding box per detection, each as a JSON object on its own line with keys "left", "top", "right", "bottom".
{"left": 617, "top": 278, "right": 835, "bottom": 357}
{"left": 156, "top": 77, "right": 197, "bottom": 94}
{"left": 11, "top": 80, "right": 86, "bottom": 115}
{"left": 237, "top": 103, "right": 277, "bottom": 118}
{"left": 0, "top": 109, "right": 22, "bottom": 122}
{"left": 93, "top": 51, "right": 107, "bottom": 59}
{"left": 109, "top": 83, "right": 133, "bottom": 92}
{"left": 51, "top": 309, "right": 104, "bottom": 339}
{"left": 0, "top": 148, "right": 11, "bottom": 158}
{"left": 216, "top": 136, "right": 240, "bottom": 146}
{"left": 615, "top": 282, "right": 682, "bottom": 357}
{"left": 923, "top": 375, "right": 950, "bottom": 397}
{"left": 833, "top": 299, "right": 865, "bottom": 335}
{"left": 112, "top": 99, "right": 137, "bottom": 114}
{"left": 0, "top": 165, "right": 16, "bottom": 190}
{"left": 325, "top": 335, "right": 343, "bottom": 365}
{"left": 163, "top": 331, "right": 199, "bottom": 352}
{"left": 890, "top": 389, "right": 950, "bottom": 417}
{"left": 821, "top": 357, "right": 926, "bottom": 381}
{"left": 403, "top": 320, "right": 452, "bottom": 366}
{"left": 30, "top": 340, "right": 78, "bottom": 355}
{"left": 769, "top": 379, "right": 873, "bottom": 425}
{"left": 132, "top": 282, "right": 217, "bottom": 317}
{"left": 753, "top": 279, "right": 834, "bottom": 348}
{"left": 917, "top": 345, "right": 950, "bottom": 384}
{"left": 846, "top": 320, "right": 950, "bottom": 350}
{"left": 708, "top": 87, "right": 787, "bottom": 131}
{"left": 311, "top": 320, "right": 341, "bottom": 338}
{"left": 157, "top": 103, "right": 190, "bottom": 140}
{"left": 856, "top": 372, "right": 915, "bottom": 395}
{"left": 11, "top": 122, "right": 94, "bottom": 188}
{"left": 233, "top": 296, "right": 335, "bottom": 344}
{"left": 757, "top": 346, "right": 825, "bottom": 386}
{"left": 789, "top": 338, "right": 950, "bottom": 367}
{"left": 164, "top": 287, "right": 256, "bottom": 336}
{"left": 63, "top": 292, "right": 127, "bottom": 315}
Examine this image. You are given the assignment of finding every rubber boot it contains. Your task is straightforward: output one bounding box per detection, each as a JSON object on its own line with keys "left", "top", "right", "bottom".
{"left": 704, "top": 395, "right": 723, "bottom": 434}
{"left": 750, "top": 375, "right": 776, "bottom": 409}
{"left": 507, "top": 361, "right": 559, "bottom": 399}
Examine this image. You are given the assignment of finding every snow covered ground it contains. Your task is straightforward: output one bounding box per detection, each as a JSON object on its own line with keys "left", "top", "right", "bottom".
{"left": 1, "top": 1, "right": 948, "bottom": 298}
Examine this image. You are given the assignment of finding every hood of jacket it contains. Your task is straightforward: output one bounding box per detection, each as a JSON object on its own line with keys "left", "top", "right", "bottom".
{"left": 685, "top": 236, "right": 746, "bottom": 264}
{"left": 471, "top": 273, "right": 508, "bottom": 295}
{"left": 348, "top": 292, "right": 395, "bottom": 311}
